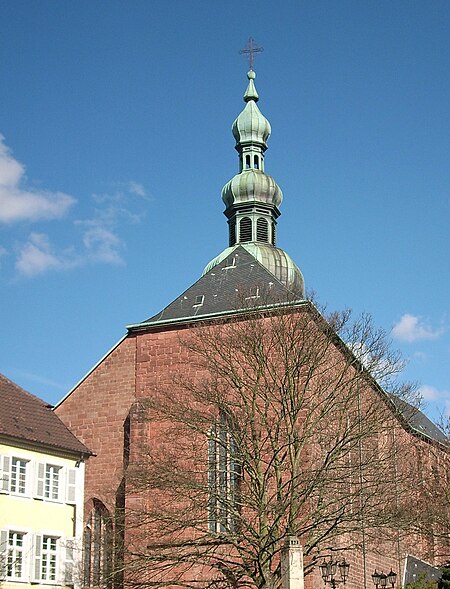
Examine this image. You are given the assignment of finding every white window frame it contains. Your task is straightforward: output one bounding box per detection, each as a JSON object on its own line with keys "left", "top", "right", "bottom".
{"left": 44, "top": 464, "right": 61, "bottom": 501}
{"left": 1, "top": 456, "right": 78, "bottom": 505}
{"left": 36, "top": 462, "right": 65, "bottom": 503}
{"left": 7, "top": 530, "right": 25, "bottom": 580}
{"left": 0, "top": 529, "right": 28, "bottom": 581}
{"left": 33, "top": 533, "right": 64, "bottom": 585}
{"left": 41, "top": 535, "right": 58, "bottom": 583}
{"left": 0, "top": 455, "right": 30, "bottom": 496}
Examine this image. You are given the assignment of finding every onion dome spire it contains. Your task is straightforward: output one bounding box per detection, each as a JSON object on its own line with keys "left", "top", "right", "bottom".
{"left": 223, "top": 68, "right": 282, "bottom": 247}
{"left": 203, "top": 66, "right": 305, "bottom": 297}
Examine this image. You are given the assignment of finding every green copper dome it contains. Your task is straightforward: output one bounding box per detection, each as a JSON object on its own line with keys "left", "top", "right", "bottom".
{"left": 222, "top": 169, "right": 283, "bottom": 208}
{"left": 231, "top": 71, "right": 271, "bottom": 149}
{"left": 203, "top": 243, "right": 304, "bottom": 296}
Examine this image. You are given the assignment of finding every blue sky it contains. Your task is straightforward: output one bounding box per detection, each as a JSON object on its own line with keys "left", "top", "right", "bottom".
{"left": 0, "top": 1, "right": 448, "bottom": 421}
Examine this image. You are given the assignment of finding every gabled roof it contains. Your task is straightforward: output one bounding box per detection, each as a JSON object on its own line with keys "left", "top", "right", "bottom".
{"left": 127, "top": 252, "right": 447, "bottom": 449}
{"left": 0, "top": 373, "right": 91, "bottom": 456}
{"left": 129, "top": 245, "right": 304, "bottom": 330}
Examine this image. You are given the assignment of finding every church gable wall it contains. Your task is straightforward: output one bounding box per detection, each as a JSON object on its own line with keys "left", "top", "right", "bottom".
{"left": 126, "top": 313, "right": 450, "bottom": 588}
{"left": 55, "top": 336, "right": 137, "bottom": 511}
{"left": 55, "top": 313, "right": 449, "bottom": 588}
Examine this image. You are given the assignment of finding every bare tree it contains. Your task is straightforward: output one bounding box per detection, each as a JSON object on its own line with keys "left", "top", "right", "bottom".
{"left": 124, "top": 301, "right": 421, "bottom": 589}
{"left": 411, "top": 416, "right": 450, "bottom": 562}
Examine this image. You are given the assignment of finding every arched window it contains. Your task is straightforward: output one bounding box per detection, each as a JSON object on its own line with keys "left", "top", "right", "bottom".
{"left": 208, "top": 413, "right": 240, "bottom": 533}
{"left": 239, "top": 217, "right": 252, "bottom": 242}
{"left": 253, "top": 155, "right": 259, "bottom": 170}
{"left": 256, "top": 218, "right": 269, "bottom": 243}
{"left": 245, "top": 155, "right": 251, "bottom": 169}
{"left": 83, "top": 501, "right": 113, "bottom": 588}
{"left": 272, "top": 221, "right": 276, "bottom": 245}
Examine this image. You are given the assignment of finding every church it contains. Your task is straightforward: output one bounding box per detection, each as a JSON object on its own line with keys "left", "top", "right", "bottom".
{"left": 55, "top": 59, "right": 449, "bottom": 589}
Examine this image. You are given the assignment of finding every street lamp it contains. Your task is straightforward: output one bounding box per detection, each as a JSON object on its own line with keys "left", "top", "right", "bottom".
{"left": 372, "top": 570, "right": 397, "bottom": 589}
{"left": 320, "top": 558, "right": 350, "bottom": 588}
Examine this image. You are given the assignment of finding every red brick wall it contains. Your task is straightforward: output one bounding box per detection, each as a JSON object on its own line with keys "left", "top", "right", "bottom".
{"left": 55, "top": 335, "right": 137, "bottom": 511}
{"left": 55, "top": 318, "right": 450, "bottom": 589}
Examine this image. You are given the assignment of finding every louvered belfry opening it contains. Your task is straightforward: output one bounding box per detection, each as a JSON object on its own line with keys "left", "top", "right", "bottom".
{"left": 229, "top": 220, "right": 236, "bottom": 246}
{"left": 239, "top": 217, "right": 252, "bottom": 242}
{"left": 256, "top": 217, "right": 269, "bottom": 243}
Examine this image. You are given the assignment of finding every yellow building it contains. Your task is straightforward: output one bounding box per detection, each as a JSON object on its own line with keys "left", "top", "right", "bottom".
{"left": 0, "top": 374, "right": 91, "bottom": 589}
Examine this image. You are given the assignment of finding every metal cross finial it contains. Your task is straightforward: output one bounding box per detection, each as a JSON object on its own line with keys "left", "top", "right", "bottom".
{"left": 239, "top": 37, "right": 264, "bottom": 70}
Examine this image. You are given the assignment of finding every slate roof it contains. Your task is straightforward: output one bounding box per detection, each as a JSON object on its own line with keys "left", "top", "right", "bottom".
{"left": 390, "top": 395, "right": 448, "bottom": 445}
{"left": 0, "top": 373, "right": 91, "bottom": 456}
{"left": 403, "top": 555, "right": 441, "bottom": 586}
{"left": 128, "top": 248, "right": 447, "bottom": 449}
{"left": 131, "top": 245, "right": 304, "bottom": 328}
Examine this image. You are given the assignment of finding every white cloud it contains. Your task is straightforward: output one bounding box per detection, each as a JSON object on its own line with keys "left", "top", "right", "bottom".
{"left": 0, "top": 245, "right": 7, "bottom": 270}
{"left": 82, "top": 226, "right": 123, "bottom": 265}
{"left": 128, "top": 181, "right": 146, "bottom": 197}
{"left": 0, "top": 135, "right": 76, "bottom": 223}
{"left": 392, "top": 314, "right": 443, "bottom": 343}
{"left": 418, "top": 385, "right": 450, "bottom": 418}
{"left": 15, "top": 233, "right": 77, "bottom": 277}
{"left": 15, "top": 226, "right": 125, "bottom": 277}
{"left": 418, "top": 385, "right": 441, "bottom": 401}
{"left": 16, "top": 233, "right": 63, "bottom": 276}
{"left": 11, "top": 180, "right": 147, "bottom": 278}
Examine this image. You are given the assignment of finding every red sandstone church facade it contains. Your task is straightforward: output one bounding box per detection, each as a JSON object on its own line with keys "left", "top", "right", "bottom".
{"left": 55, "top": 65, "right": 449, "bottom": 589}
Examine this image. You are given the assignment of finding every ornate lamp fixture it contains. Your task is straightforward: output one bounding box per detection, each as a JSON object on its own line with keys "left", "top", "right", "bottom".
{"left": 372, "top": 570, "right": 397, "bottom": 589}
{"left": 319, "top": 558, "right": 350, "bottom": 588}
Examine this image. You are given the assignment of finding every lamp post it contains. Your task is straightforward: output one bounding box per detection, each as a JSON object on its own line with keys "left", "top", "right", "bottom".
{"left": 372, "top": 570, "right": 397, "bottom": 589}
{"left": 319, "top": 558, "right": 350, "bottom": 589}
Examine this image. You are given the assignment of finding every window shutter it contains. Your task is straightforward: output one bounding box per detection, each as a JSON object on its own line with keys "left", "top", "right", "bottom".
{"left": 66, "top": 469, "right": 77, "bottom": 505}
{"left": 64, "top": 538, "right": 75, "bottom": 586}
{"left": 0, "top": 456, "right": 10, "bottom": 493}
{"left": 0, "top": 530, "right": 8, "bottom": 579}
{"left": 35, "top": 463, "right": 45, "bottom": 499}
{"left": 32, "top": 534, "right": 42, "bottom": 583}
